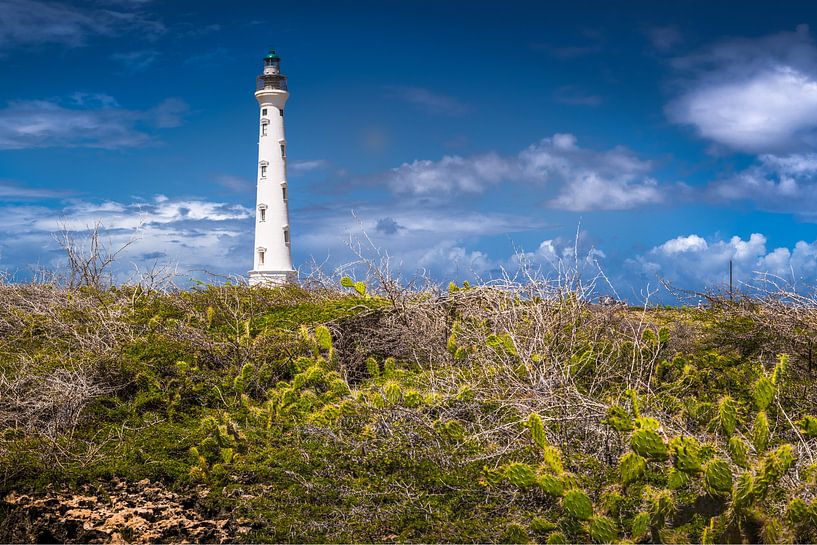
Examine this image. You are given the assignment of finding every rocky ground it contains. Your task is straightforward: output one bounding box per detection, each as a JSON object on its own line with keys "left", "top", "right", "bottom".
{"left": 0, "top": 479, "right": 241, "bottom": 544}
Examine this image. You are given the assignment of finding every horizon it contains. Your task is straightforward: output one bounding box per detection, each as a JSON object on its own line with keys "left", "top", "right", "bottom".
{"left": 4, "top": 0, "right": 817, "bottom": 301}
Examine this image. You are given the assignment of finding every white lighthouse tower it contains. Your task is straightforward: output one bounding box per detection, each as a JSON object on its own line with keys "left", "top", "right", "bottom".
{"left": 249, "top": 49, "right": 296, "bottom": 286}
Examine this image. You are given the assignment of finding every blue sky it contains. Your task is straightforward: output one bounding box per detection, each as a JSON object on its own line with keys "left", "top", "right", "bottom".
{"left": 4, "top": 0, "right": 817, "bottom": 299}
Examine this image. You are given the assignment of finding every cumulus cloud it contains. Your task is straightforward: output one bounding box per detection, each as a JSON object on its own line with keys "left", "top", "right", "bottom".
{"left": 382, "top": 133, "right": 666, "bottom": 210}
{"left": 0, "top": 0, "right": 163, "bottom": 51}
{"left": 707, "top": 153, "right": 817, "bottom": 218}
{"left": 0, "top": 94, "right": 187, "bottom": 149}
{"left": 667, "top": 25, "right": 817, "bottom": 153}
{"left": 635, "top": 232, "right": 817, "bottom": 288}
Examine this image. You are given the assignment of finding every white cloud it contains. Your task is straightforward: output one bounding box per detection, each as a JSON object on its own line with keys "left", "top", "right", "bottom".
{"left": 708, "top": 153, "right": 817, "bottom": 218}
{"left": 667, "top": 25, "right": 817, "bottom": 153}
{"left": 0, "top": 0, "right": 163, "bottom": 51}
{"left": 0, "top": 195, "right": 252, "bottom": 280}
{"left": 0, "top": 95, "right": 187, "bottom": 149}
{"left": 635, "top": 232, "right": 817, "bottom": 288}
{"left": 381, "top": 134, "right": 667, "bottom": 210}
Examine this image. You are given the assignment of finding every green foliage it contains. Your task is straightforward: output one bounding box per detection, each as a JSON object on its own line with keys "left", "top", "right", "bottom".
{"left": 796, "top": 415, "right": 817, "bottom": 438}
{"left": 717, "top": 395, "right": 739, "bottom": 436}
{"left": 753, "top": 411, "right": 771, "bottom": 452}
{"left": 527, "top": 413, "right": 548, "bottom": 450}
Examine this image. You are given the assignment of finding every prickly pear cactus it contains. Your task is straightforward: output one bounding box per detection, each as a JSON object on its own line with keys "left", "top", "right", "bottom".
{"left": 671, "top": 436, "right": 702, "bottom": 474}
{"left": 587, "top": 515, "right": 617, "bottom": 543}
{"left": 536, "top": 473, "right": 564, "bottom": 497}
{"left": 631, "top": 428, "right": 669, "bottom": 460}
{"left": 619, "top": 452, "right": 646, "bottom": 484}
{"left": 718, "top": 396, "right": 738, "bottom": 436}
{"left": 753, "top": 411, "right": 770, "bottom": 452}
{"left": 528, "top": 413, "right": 548, "bottom": 449}
{"left": 786, "top": 498, "right": 809, "bottom": 524}
{"left": 562, "top": 488, "right": 593, "bottom": 520}
{"left": 703, "top": 458, "right": 733, "bottom": 495}
{"left": 727, "top": 436, "right": 749, "bottom": 468}
{"left": 505, "top": 462, "right": 537, "bottom": 487}
{"left": 732, "top": 471, "right": 754, "bottom": 510}
{"left": 753, "top": 376, "right": 775, "bottom": 411}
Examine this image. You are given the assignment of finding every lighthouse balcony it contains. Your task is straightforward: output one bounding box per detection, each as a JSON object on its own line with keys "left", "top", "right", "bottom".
{"left": 256, "top": 75, "right": 288, "bottom": 92}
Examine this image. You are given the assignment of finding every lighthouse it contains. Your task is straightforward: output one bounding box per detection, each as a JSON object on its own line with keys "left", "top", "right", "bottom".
{"left": 249, "top": 49, "right": 296, "bottom": 286}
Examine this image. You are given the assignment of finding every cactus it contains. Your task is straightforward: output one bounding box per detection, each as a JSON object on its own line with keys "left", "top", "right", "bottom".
{"left": 703, "top": 458, "right": 733, "bottom": 495}
{"left": 383, "top": 381, "right": 401, "bottom": 404}
{"left": 753, "top": 411, "right": 770, "bottom": 452}
{"left": 667, "top": 468, "right": 689, "bottom": 490}
{"left": 603, "top": 405, "right": 634, "bottom": 432}
{"left": 645, "top": 487, "right": 674, "bottom": 527}
{"left": 529, "top": 517, "right": 557, "bottom": 533}
{"left": 717, "top": 396, "right": 738, "bottom": 436}
{"left": 562, "top": 488, "right": 593, "bottom": 520}
{"left": 753, "top": 376, "right": 775, "bottom": 411}
{"left": 727, "top": 436, "right": 749, "bottom": 468}
{"left": 528, "top": 413, "right": 548, "bottom": 450}
{"left": 546, "top": 532, "right": 567, "bottom": 544}
{"left": 365, "top": 356, "right": 380, "bottom": 379}
{"left": 671, "top": 436, "right": 702, "bottom": 474}
{"left": 536, "top": 473, "right": 564, "bottom": 497}
{"left": 505, "top": 462, "right": 537, "bottom": 487}
{"left": 588, "top": 515, "right": 617, "bottom": 543}
{"left": 501, "top": 523, "right": 529, "bottom": 544}
{"left": 447, "top": 321, "right": 461, "bottom": 354}
{"left": 619, "top": 452, "right": 646, "bottom": 485}
{"left": 772, "top": 354, "right": 788, "bottom": 385}
{"left": 631, "top": 511, "right": 651, "bottom": 541}
{"left": 631, "top": 428, "right": 669, "bottom": 460}
{"left": 786, "top": 498, "right": 809, "bottom": 524}
{"left": 732, "top": 472, "right": 754, "bottom": 510}
{"left": 796, "top": 415, "right": 817, "bottom": 438}
{"left": 542, "top": 446, "right": 564, "bottom": 474}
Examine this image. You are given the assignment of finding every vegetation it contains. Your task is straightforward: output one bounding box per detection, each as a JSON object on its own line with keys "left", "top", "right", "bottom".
{"left": 1, "top": 251, "right": 817, "bottom": 542}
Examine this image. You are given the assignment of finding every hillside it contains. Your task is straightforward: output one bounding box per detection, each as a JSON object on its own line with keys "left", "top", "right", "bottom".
{"left": 0, "top": 275, "right": 816, "bottom": 543}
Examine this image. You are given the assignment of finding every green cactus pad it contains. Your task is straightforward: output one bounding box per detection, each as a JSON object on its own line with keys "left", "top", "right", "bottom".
{"left": 753, "top": 376, "right": 775, "bottom": 411}
{"left": 631, "top": 511, "right": 651, "bottom": 541}
{"left": 631, "top": 428, "right": 669, "bottom": 460}
{"left": 753, "top": 411, "right": 770, "bottom": 453}
{"left": 619, "top": 452, "right": 646, "bottom": 485}
{"left": 604, "top": 404, "right": 634, "bottom": 432}
{"left": 529, "top": 517, "right": 558, "bottom": 533}
{"left": 588, "top": 515, "right": 618, "bottom": 543}
{"left": 562, "top": 488, "right": 594, "bottom": 520}
{"left": 797, "top": 415, "right": 817, "bottom": 438}
{"left": 672, "top": 437, "right": 702, "bottom": 474}
{"left": 732, "top": 471, "right": 754, "bottom": 510}
{"left": 528, "top": 412, "right": 548, "bottom": 449}
{"left": 727, "top": 437, "right": 749, "bottom": 468}
{"left": 718, "top": 396, "right": 738, "bottom": 436}
{"left": 505, "top": 462, "right": 537, "bottom": 487}
{"left": 786, "top": 498, "right": 809, "bottom": 524}
{"left": 546, "top": 532, "right": 567, "bottom": 544}
{"left": 704, "top": 459, "right": 733, "bottom": 495}
{"left": 536, "top": 473, "right": 564, "bottom": 497}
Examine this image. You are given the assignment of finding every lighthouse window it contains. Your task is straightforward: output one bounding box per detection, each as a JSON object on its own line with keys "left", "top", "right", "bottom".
{"left": 279, "top": 108, "right": 284, "bottom": 117}
{"left": 259, "top": 208, "right": 266, "bottom": 222}
{"left": 262, "top": 108, "right": 267, "bottom": 116}
{"left": 282, "top": 185, "right": 287, "bottom": 201}
{"left": 258, "top": 249, "right": 265, "bottom": 265}
{"left": 261, "top": 123, "right": 268, "bottom": 136}
{"left": 283, "top": 228, "right": 290, "bottom": 245}
{"left": 280, "top": 143, "right": 286, "bottom": 158}
{"left": 260, "top": 164, "right": 267, "bottom": 178}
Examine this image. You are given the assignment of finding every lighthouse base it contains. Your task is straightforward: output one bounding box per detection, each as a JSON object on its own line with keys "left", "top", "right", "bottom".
{"left": 248, "top": 269, "right": 298, "bottom": 287}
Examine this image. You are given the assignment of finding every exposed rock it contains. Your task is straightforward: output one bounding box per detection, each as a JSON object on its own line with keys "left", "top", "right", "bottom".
{"left": 0, "top": 479, "right": 237, "bottom": 543}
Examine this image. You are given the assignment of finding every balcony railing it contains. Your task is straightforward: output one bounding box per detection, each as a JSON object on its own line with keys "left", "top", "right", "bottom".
{"left": 256, "top": 74, "right": 288, "bottom": 92}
